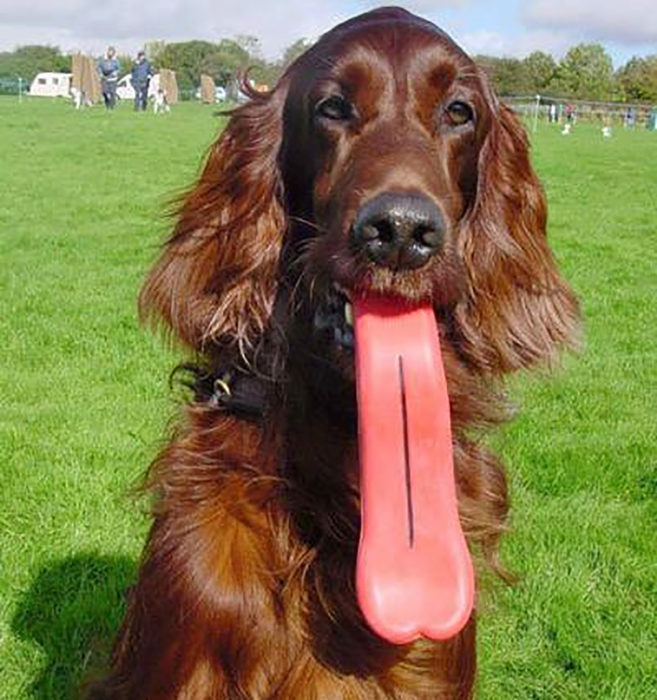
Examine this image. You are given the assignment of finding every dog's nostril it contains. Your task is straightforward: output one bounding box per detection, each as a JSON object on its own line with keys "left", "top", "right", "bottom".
{"left": 375, "top": 219, "right": 398, "bottom": 243}
{"left": 415, "top": 224, "right": 442, "bottom": 250}
{"left": 360, "top": 221, "right": 388, "bottom": 243}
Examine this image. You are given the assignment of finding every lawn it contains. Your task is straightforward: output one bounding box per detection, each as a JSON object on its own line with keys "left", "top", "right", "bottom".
{"left": 0, "top": 96, "right": 655, "bottom": 699}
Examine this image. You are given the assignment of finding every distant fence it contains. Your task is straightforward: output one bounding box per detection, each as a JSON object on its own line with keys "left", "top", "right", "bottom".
{"left": 505, "top": 94, "right": 657, "bottom": 130}
{"left": 0, "top": 77, "right": 27, "bottom": 97}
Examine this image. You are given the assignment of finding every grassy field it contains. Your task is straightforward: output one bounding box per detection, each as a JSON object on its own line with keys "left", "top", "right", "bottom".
{"left": 1, "top": 95, "right": 655, "bottom": 699}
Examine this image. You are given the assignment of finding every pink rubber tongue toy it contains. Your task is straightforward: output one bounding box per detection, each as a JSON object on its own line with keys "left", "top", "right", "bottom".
{"left": 353, "top": 294, "right": 474, "bottom": 644}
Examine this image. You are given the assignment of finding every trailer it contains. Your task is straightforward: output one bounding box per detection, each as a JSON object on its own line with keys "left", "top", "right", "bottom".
{"left": 29, "top": 72, "right": 72, "bottom": 97}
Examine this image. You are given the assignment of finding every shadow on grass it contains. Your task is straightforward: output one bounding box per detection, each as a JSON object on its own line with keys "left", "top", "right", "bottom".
{"left": 12, "top": 553, "right": 137, "bottom": 699}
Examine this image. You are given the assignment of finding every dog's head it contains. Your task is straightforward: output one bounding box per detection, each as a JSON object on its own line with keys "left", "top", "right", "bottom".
{"left": 140, "top": 7, "right": 579, "bottom": 379}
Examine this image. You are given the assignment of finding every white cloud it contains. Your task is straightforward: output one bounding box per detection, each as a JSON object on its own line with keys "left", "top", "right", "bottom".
{"left": 456, "top": 28, "right": 573, "bottom": 59}
{"left": 0, "top": 1, "right": 350, "bottom": 58}
{"left": 2, "top": 0, "right": 649, "bottom": 64}
{"left": 523, "top": 0, "right": 657, "bottom": 44}
{"left": 457, "top": 30, "right": 508, "bottom": 56}
{"left": 0, "top": 1, "right": 472, "bottom": 59}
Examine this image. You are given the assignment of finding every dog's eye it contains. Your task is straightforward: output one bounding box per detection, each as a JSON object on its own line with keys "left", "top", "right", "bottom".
{"left": 445, "top": 101, "right": 474, "bottom": 126}
{"left": 315, "top": 95, "right": 353, "bottom": 121}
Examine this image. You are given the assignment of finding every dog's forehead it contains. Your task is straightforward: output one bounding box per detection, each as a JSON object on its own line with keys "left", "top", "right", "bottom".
{"left": 320, "top": 8, "right": 466, "bottom": 60}
{"left": 293, "top": 10, "right": 473, "bottom": 90}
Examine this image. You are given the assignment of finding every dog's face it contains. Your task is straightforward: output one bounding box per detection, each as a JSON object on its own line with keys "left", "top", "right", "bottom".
{"left": 284, "top": 15, "right": 491, "bottom": 294}
{"left": 140, "top": 8, "right": 578, "bottom": 379}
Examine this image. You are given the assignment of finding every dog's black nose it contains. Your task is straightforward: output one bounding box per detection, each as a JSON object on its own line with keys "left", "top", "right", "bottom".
{"left": 351, "top": 193, "right": 445, "bottom": 270}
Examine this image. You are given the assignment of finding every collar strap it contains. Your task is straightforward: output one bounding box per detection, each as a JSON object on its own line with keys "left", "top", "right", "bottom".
{"left": 191, "top": 367, "right": 268, "bottom": 422}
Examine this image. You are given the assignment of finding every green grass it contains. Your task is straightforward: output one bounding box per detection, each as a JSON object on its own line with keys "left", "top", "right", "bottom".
{"left": 1, "top": 96, "right": 655, "bottom": 698}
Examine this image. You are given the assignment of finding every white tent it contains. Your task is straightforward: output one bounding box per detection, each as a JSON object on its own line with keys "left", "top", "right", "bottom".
{"left": 30, "top": 72, "right": 71, "bottom": 97}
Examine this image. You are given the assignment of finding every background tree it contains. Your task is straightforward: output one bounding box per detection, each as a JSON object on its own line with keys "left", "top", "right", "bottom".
{"left": 523, "top": 51, "right": 556, "bottom": 94}
{"left": 282, "top": 38, "right": 314, "bottom": 69}
{"left": 616, "top": 55, "right": 657, "bottom": 102}
{"left": 549, "top": 43, "right": 614, "bottom": 100}
{"left": 229, "top": 36, "right": 283, "bottom": 88}
{"left": 0, "top": 45, "right": 70, "bottom": 82}
{"left": 475, "top": 56, "right": 530, "bottom": 95}
{"left": 144, "top": 40, "right": 167, "bottom": 68}
{"left": 116, "top": 54, "right": 132, "bottom": 78}
{"left": 246, "top": 58, "right": 282, "bottom": 89}
{"left": 203, "top": 42, "right": 252, "bottom": 95}
{"left": 158, "top": 40, "right": 220, "bottom": 94}
{"left": 234, "top": 35, "right": 262, "bottom": 60}
{"left": 198, "top": 39, "right": 250, "bottom": 86}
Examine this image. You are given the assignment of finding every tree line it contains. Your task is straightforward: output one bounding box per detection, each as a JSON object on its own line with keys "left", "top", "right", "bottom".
{"left": 477, "top": 46, "right": 657, "bottom": 103}
{"left": 1, "top": 39, "right": 656, "bottom": 103}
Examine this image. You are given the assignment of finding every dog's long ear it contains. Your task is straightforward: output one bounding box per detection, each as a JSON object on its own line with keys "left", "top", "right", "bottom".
{"left": 140, "top": 86, "right": 288, "bottom": 354}
{"left": 455, "top": 102, "right": 580, "bottom": 373}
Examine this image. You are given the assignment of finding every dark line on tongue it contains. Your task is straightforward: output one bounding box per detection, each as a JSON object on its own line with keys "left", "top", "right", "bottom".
{"left": 398, "top": 355, "right": 414, "bottom": 548}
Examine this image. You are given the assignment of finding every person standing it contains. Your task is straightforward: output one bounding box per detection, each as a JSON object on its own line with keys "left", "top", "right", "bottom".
{"left": 549, "top": 103, "right": 557, "bottom": 124}
{"left": 98, "top": 46, "right": 120, "bottom": 110}
{"left": 565, "top": 104, "right": 574, "bottom": 123}
{"left": 625, "top": 106, "right": 635, "bottom": 129}
{"left": 131, "top": 50, "right": 153, "bottom": 111}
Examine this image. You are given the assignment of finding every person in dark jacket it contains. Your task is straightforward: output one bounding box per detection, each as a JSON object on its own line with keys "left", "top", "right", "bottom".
{"left": 131, "top": 50, "right": 153, "bottom": 111}
{"left": 98, "top": 46, "right": 120, "bottom": 110}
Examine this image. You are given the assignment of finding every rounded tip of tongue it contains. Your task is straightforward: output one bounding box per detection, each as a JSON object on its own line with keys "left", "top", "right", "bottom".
{"left": 356, "top": 543, "right": 475, "bottom": 644}
{"left": 352, "top": 294, "right": 474, "bottom": 644}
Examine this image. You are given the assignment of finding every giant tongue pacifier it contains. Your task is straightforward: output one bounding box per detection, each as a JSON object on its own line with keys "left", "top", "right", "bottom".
{"left": 353, "top": 295, "right": 474, "bottom": 644}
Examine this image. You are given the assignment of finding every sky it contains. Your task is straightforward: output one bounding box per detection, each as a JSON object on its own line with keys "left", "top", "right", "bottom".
{"left": 0, "top": 0, "right": 655, "bottom": 68}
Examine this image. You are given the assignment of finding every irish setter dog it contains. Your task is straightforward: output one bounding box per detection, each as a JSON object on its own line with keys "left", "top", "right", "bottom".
{"left": 92, "top": 7, "right": 579, "bottom": 699}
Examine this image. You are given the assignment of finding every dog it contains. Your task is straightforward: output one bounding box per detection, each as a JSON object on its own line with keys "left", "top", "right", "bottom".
{"left": 154, "top": 88, "right": 170, "bottom": 114}
{"left": 91, "top": 7, "right": 579, "bottom": 698}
